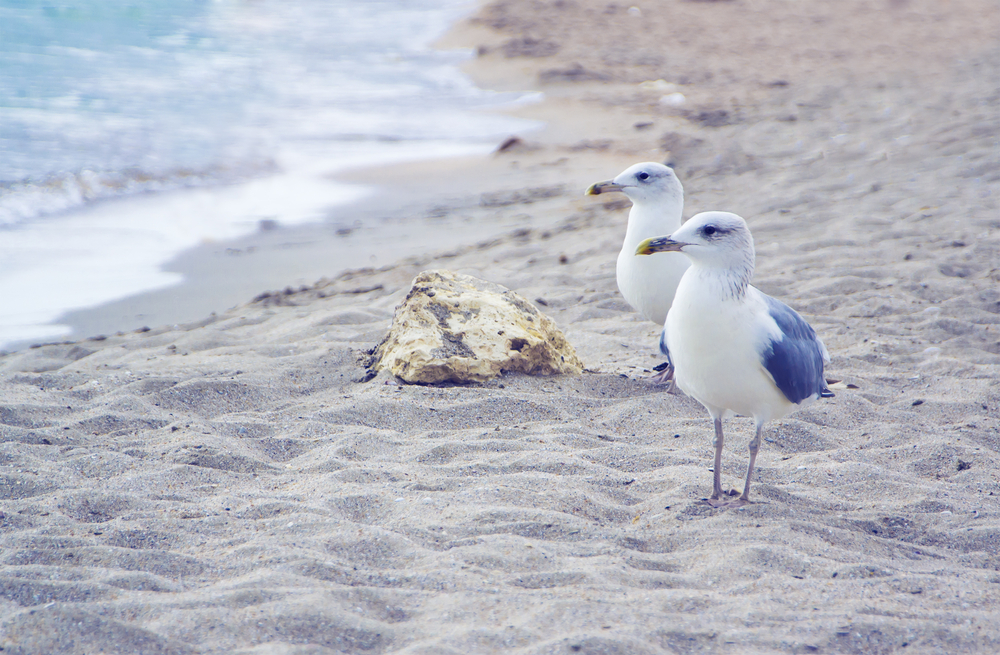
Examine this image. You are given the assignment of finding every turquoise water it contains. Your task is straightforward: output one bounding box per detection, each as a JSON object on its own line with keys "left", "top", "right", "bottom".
{"left": 0, "top": 0, "right": 536, "bottom": 348}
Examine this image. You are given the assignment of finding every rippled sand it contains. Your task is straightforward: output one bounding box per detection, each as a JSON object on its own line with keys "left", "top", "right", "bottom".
{"left": 2, "top": 0, "right": 999, "bottom": 653}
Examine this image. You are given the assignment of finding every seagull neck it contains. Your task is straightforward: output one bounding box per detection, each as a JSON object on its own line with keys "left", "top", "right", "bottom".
{"left": 692, "top": 258, "right": 754, "bottom": 301}
{"left": 623, "top": 200, "right": 683, "bottom": 246}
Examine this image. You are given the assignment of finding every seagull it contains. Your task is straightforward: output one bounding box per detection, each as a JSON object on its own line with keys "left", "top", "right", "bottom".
{"left": 636, "top": 211, "right": 834, "bottom": 507}
{"left": 587, "top": 162, "right": 689, "bottom": 383}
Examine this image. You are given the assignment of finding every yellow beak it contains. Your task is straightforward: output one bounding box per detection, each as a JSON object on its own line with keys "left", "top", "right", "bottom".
{"left": 585, "top": 180, "right": 624, "bottom": 196}
{"left": 635, "top": 236, "right": 685, "bottom": 255}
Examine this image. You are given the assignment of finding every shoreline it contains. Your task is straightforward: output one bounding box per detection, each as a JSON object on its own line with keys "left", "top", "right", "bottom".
{"left": 2, "top": 1, "right": 999, "bottom": 653}
{"left": 12, "top": 0, "right": 1000, "bottom": 355}
{"left": 44, "top": 104, "right": 650, "bottom": 350}
{"left": 1, "top": 0, "right": 537, "bottom": 355}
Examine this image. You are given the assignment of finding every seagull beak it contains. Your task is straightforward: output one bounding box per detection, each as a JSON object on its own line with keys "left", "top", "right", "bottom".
{"left": 585, "top": 180, "right": 624, "bottom": 195}
{"left": 635, "top": 236, "right": 686, "bottom": 255}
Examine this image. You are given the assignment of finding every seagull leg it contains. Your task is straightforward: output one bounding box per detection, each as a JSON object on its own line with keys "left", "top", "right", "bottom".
{"left": 705, "top": 417, "right": 752, "bottom": 509}
{"left": 739, "top": 423, "right": 764, "bottom": 503}
{"left": 707, "top": 417, "right": 726, "bottom": 504}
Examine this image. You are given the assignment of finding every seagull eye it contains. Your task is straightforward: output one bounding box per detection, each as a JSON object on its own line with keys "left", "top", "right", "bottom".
{"left": 703, "top": 225, "right": 717, "bottom": 236}
{"left": 637, "top": 172, "right": 650, "bottom": 181}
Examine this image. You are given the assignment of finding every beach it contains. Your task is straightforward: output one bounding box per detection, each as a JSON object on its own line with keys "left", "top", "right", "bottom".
{"left": 0, "top": 0, "right": 535, "bottom": 350}
{"left": 2, "top": 0, "right": 999, "bottom": 653}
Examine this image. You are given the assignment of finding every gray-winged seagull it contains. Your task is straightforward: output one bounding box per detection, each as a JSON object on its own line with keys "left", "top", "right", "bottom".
{"left": 636, "top": 211, "right": 834, "bottom": 507}
{"left": 587, "top": 162, "right": 689, "bottom": 383}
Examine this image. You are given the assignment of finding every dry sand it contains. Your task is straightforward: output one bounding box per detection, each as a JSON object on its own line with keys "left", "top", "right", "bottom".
{"left": 2, "top": 0, "right": 999, "bottom": 653}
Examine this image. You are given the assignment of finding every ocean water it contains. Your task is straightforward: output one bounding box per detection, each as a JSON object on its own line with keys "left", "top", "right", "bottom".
{"left": 0, "top": 0, "right": 536, "bottom": 350}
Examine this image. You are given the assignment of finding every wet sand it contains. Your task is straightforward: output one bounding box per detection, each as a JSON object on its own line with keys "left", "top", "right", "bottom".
{"left": 2, "top": 0, "right": 999, "bottom": 653}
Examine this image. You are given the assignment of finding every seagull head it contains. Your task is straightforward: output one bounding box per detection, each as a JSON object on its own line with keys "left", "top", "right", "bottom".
{"left": 586, "top": 162, "right": 682, "bottom": 205}
{"left": 635, "top": 211, "right": 755, "bottom": 271}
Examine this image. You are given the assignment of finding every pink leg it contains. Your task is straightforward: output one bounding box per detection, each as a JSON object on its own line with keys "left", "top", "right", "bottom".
{"left": 710, "top": 417, "right": 725, "bottom": 501}
{"left": 649, "top": 363, "right": 679, "bottom": 393}
{"left": 739, "top": 423, "right": 764, "bottom": 503}
{"left": 705, "top": 418, "right": 754, "bottom": 509}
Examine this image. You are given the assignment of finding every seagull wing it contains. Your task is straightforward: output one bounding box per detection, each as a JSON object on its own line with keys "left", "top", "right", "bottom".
{"left": 757, "top": 294, "right": 831, "bottom": 404}
{"left": 658, "top": 326, "right": 672, "bottom": 366}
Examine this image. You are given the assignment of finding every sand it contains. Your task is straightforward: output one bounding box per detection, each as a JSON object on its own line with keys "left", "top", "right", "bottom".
{"left": 2, "top": 0, "right": 999, "bottom": 653}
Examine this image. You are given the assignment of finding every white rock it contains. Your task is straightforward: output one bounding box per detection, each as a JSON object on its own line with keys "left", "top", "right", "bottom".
{"left": 659, "top": 92, "right": 686, "bottom": 106}
{"left": 370, "top": 270, "right": 583, "bottom": 384}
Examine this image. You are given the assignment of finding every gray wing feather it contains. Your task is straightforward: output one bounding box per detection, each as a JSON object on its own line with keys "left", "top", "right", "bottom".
{"left": 761, "top": 296, "right": 830, "bottom": 404}
{"left": 658, "top": 328, "right": 672, "bottom": 366}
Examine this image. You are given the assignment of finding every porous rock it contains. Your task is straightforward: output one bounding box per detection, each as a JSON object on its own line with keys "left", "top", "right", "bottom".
{"left": 370, "top": 270, "right": 583, "bottom": 384}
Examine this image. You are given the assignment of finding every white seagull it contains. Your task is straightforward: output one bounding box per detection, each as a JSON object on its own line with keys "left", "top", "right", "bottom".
{"left": 636, "top": 211, "right": 834, "bottom": 507}
{"left": 587, "top": 162, "right": 689, "bottom": 382}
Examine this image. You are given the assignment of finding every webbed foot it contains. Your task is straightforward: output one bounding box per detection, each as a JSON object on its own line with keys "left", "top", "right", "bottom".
{"left": 704, "top": 489, "right": 749, "bottom": 508}
{"left": 649, "top": 362, "right": 680, "bottom": 393}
